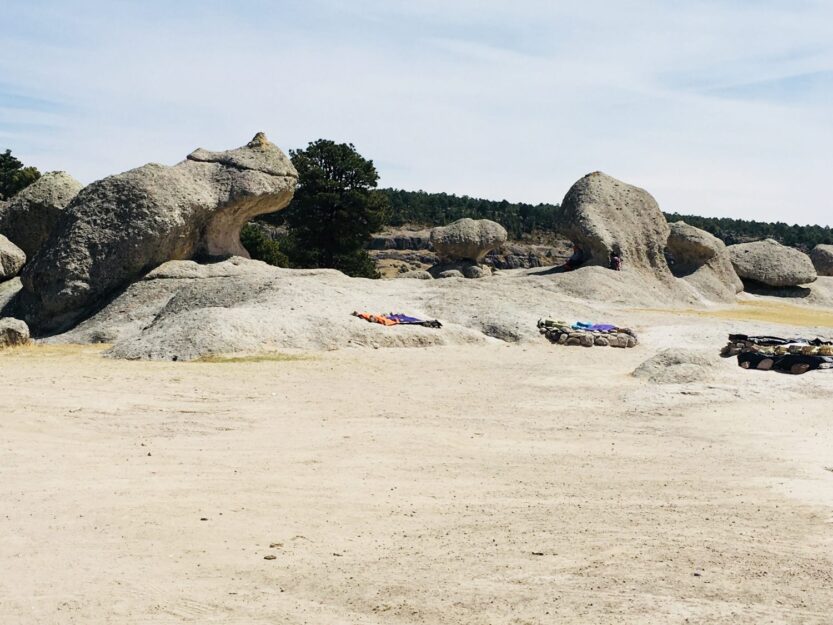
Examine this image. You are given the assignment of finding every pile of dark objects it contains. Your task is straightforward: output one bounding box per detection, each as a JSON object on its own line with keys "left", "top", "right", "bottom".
{"left": 538, "top": 319, "right": 638, "bottom": 348}
{"left": 721, "top": 334, "right": 833, "bottom": 375}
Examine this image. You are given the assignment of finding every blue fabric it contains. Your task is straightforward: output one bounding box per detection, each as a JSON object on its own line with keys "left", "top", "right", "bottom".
{"left": 387, "top": 313, "right": 425, "bottom": 325}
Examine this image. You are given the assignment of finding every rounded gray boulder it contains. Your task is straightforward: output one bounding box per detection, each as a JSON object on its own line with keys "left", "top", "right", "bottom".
{"left": 14, "top": 133, "right": 298, "bottom": 334}
{"left": 0, "top": 171, "right": 83, "bottom": 258}
{"left": 0, "top": 317, "right": 30, "bottom": 348}
{"left": 809, "top": 244, "right": 833, "bottom": 277}
{"left": 728, "top": 239, "right": 817, "bottom": 287}
{"left": 666, "top": 221, "right": 743, "bottom": 300}
{"left": 0, "top": 235, "right": 26, "bottom": 281}
{"left": 554, "top": 172, "right": 672, "bottom": 278}
{"left": 430, "top": 218, "right": 507, "bottom": 263}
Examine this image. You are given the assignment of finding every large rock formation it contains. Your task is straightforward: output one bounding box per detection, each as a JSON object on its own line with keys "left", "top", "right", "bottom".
{"left": 0, "top": 235, "right": 26, "bottom": 280}
{"left": 727, "top": 239, "right": 817, "bottom": 287}
{"left": 666, "top": 221, "right": 743, "bottom": 301}
{"left": 0, "top": 317, "right": 30, "bottom": 349}
{"left": 430, "top": 218, "right": 507, "bottom": 263}
{"left": 809, "top": 244, "right": 833, "bottom": 277}
{"left": 554, "top": 172, "right": 671, "bottom": 278}
{"left": 0, "top": 172, "right": 83, "bottom": 258}
{"left": 11, "top": 133, "right": 297, "bottom": 334}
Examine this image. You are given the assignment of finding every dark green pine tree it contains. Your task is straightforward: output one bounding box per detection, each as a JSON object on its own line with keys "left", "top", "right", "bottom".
{"left": 283, "top": 140, "right": 389, "bottom": 278}
{"left": 0, "top": 149, "right": 41, "bottom": 200}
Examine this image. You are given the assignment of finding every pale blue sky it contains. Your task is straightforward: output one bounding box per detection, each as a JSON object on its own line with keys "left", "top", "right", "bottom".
{"left": 1, "top": 0, "right": 831, "bottom": 224}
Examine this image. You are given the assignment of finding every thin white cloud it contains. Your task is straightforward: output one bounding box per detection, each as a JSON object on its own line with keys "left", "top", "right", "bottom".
{"left": 0, "top": 0, "right": 830, "bottom": 224}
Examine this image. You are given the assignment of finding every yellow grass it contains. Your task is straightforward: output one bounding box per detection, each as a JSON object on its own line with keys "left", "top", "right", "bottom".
{"left": 195, "top": 352, "right": 314, "bottom": 364}
{"left": 638, "top": 300, "right": 833, "bottom": 328}
{"left": 0, "top": 343, "right": 109, "bottom": 359}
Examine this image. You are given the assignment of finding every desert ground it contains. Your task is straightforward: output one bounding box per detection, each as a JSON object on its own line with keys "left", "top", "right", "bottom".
{"left": 1, "top": 302, "right": 832, "bottom": 625}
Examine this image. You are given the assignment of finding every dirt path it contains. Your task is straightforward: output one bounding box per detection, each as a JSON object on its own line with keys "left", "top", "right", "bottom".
{"left": 1, "top": 342, "right": 832, "bottom": 624}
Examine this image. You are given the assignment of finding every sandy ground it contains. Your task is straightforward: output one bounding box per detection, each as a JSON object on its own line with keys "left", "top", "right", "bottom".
{"left": 2, "top": 311, "right": 833, "bottom": 624}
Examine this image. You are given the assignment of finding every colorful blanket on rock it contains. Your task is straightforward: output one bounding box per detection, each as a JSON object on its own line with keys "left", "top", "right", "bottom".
{"left": 352, "top": 312, "right": 443, "bottom": 329}
{"left": 722, "top": 334, "right": 833, "bottom": 374}
{"left": 537, "top": 319, "right": 638, "bottom": 348}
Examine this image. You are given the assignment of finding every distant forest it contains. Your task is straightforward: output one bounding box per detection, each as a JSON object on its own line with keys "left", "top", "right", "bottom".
{"left": 379, "top": 189, "right": 833, "bottom": 251}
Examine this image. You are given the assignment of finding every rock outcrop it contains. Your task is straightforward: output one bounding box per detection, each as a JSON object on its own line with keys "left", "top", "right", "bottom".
{"left": 632, "top": 349, "right": 718, "bottom": 384}
{"left": 430, "top": 218, "right": 507, "bottom": 263}
{"left": 0, "top": 172, "right": 83, "bottom": 258}
{"left": 809, "top": 245, "right": 833, "bottom": 277}
{"left": 0, "top": 235, "right": 26, "bottom": 280}
{"left": 369, "top": 229, "right": 432, "bottom": 251}
{"left": 554, "top": 172, "right": 671, "bottom": 278}
{"left": 12, "top": 133, "right": 297, "bottom": 334}
{"left": 727, "top": 239, "right": 817, "bottom": 287}
{"left": 666, "top": 221, "right": 743, "bottom": 301}
{"left": 0, "top": 317, "right": 30, "bottom": 349}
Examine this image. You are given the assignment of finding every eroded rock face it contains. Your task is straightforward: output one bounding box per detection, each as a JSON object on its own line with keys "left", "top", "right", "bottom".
{"left": 809, "top": 245, "right": 833, "bottom": 277}
{"left": 0, "top": 235, "right": 26, "bottom": 280}
{"left": 0, "top": 317, "right": 30, "bottom": 348}
{"left": 13, "top": 133, "right": 297, "bottom": 334}
{"left": 728, "top": 239, "right": 817, "bottom": 287}
{"left": 430, "top": 218, "right": 508, "bottom": 263}
{"left": 555, "top": 172, "right": 671, "bottom": 278}
{"left": 0, "top": 172, "right": 83, "bottom": 258}
{"left": 666, "top": 221, "right": 742, "bottom": 301}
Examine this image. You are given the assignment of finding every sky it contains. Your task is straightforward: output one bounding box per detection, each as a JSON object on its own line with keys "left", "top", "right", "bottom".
{"left": 1, "top": 0, "right": 831, "bottom": 225}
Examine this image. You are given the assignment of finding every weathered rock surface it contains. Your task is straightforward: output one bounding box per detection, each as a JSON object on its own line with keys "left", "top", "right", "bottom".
{"left": 0, "top": 317, "right": 30, "bottom": 348}
{"left": 11, "top": 133, "right": 297, "bottom": 334}
{"left": 369, "top": 229, "right": 432, "bottom": 251}
{"left": 632, "top": 349, "right": 718, "bottom": 384}
{"left": 728, "top": 239, "right": 817, "bottom": 287}
{"left": 49, "top": 256, "right": 699, "bottom": 360}
{"left": 0, "top": 235, "right": 26, "bottom": 280}
{"left": 430, "top": 219, "right": 508, "bottom": 263}
{"left": 809, "top": 245, "right": 833, "bottom": 277}
{"left": 666, "top": 221, "right": 742, "bottom": 302}
{"left": 396, "top": 270, "right": 433, "bottom": 280}
{"left": 437, "top": 269, "right": 464, "bottom": 279}
{"left": 554, "top": 172, "right": 672, "bottom": 278}
{"left": 0, "top": 172, "right": 83, "bottom": 258}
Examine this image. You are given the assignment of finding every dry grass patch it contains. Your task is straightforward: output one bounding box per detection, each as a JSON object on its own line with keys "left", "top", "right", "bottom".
{"left": 0, "top": 343, "right": 110, "bottom": 359}
{"left": 195, "top": 352, "right": 314, "bottom": 364}
{"left": 636, "top": 300, "right": 833, "bottom": 329}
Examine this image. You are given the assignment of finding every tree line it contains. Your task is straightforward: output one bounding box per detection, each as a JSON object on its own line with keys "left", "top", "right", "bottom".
{"left": 380, "top": 188, "right": 558, "bottom": 239}
{"left": 663, "top": 212, "right": 833, "bottom": 251}
{"left": 4, "top": 144, "right": 831, "bottom": 279}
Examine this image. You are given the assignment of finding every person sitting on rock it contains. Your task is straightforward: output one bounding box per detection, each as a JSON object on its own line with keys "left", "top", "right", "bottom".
{"left": 609, "top": 250, "right": 622, "bottom": 271}
{"left": 564, "top": 244, "right": 585, "bottom": 271}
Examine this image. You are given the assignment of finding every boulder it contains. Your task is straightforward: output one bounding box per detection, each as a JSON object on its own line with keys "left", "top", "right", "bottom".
{"left": 809, "top": 244, "right": 833, "bottom": 277}
{"left": 554, "top": 172, "right": 671, "bottom": 278}
{"left": 666, "top": 221, "right": 743, "bottom": 301}
{"left": 461, "top": 264, "right": 491, "bottom": 279}
{"left": 0, "top": 172, "right": 83, "bottom": 258}
{"left": 0, "top": 235, "right": 26, "bottom": 280}
{"left": 396, "top": 270, "right": 433, "bottom": 280}
{"left": 430, "top": 218, "right": 507, "bottom": 263}
{"left": 727, "top": 239, "right": 817, "bottom": 287}
{"left": 632, "top": 349, "right": 717, "bottom": 384}
{"left": 437, "top": 269, "right": 464, "bottom": 279}
{"left": 0, "top": 317, "right": 30, "bottom": 348}
{"left": 12, "top": 133, "right": 298, "bottom": 334}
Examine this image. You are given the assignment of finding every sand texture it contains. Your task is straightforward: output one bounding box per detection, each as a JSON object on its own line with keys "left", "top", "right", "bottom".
{"left": 1, "top": 305, "right": 832, "bottom": 624}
